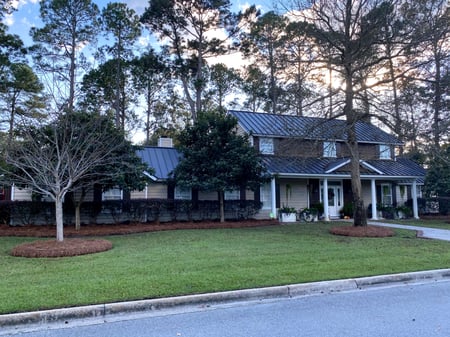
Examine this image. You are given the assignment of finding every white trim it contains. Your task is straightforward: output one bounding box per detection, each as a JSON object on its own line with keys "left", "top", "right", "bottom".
{"left": 143, "top": 171, "right": 158, "bottom": 181}
{"left": 325, "top": 159, "right": 351, "bottom": 173}
{"left": 360, "top": 160, "right": 384, "bottom": 175}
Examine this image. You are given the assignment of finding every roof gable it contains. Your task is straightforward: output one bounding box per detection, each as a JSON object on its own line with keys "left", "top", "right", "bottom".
{"left": 229, "top": 110, "right": 402, "bottom": 145}
{"left": 136, "top": 147, "right": 181, "bottom": 180}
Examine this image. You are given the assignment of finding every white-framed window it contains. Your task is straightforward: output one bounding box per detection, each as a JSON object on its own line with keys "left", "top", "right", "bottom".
{"left": 259, "top": 137, "right": 274, "bottom": 154}
{"left": 379, "top": 144, "right": 391, "bottom": 159}
{"left": 260, "top": 183, "right": 271, "bottom": 210}
{"left": 175, "top": 186, "right": 192, "bottom": 200}
{"left": 381, "top": 184, "right": 392, "bottom": 206}
{"left": 225, "top": 189, "right": 240, "bottom": 200}
{"left": 102, "top": 188, "right": 123, "bottom": 201}
{"left": 323, "top": 141, "right": 337, "bottom": 157}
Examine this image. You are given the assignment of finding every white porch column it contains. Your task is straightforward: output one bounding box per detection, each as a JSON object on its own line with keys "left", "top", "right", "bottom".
{"left": 371, "top": 179, "right": 378, "bottom": 220}
{"left": 323, "top": 178, "right": 329, "bottom": 221}
{"left": 412, "top": 180, "right": 419, "bottom": 219}
{"left": 271, "top": 177, "right": 277, "bottom": 219}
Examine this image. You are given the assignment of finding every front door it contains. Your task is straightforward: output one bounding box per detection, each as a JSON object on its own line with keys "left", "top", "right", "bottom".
{"left": 321, "top": 181, "right": 343, "bottom": 218}
{"left": 327, "top": 185, "right": 342, "bottom": 218}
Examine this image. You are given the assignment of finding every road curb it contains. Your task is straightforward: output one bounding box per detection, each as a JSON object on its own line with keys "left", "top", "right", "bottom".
{"left": 2, "top": 269, "right": 450, "bottom": 329}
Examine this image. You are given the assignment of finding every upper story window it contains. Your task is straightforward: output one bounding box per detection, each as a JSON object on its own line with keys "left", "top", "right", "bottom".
{"left": 102, "top": 188, "right": 122, "bottom": 201}
{"left": 323, "top": 141, "right": 337, "bottom": 158}
{"left": 259, "top": 137, "right": 274, "bottom": 154}
{"left": 175, "top": 186, "right": 192, "bottom": 200}
{"left": 379, "top": 144, "right": 391, "bottom": 159}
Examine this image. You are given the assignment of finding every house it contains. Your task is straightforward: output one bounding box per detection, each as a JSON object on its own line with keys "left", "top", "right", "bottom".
{"left": 228, "top": 110, "right": 425, "bottom": 220}
{"left": 5, "top": 111, "right": 426, "bottom": 223}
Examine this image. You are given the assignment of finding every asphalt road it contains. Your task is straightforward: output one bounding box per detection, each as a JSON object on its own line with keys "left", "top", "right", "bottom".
{"left": 4, "top": 280, "right": 450, "bottom": 337}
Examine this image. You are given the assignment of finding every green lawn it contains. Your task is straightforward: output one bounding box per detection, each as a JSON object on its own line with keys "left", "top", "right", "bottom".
{"left": 2, "top": 222, "right": 450, "bottom": 314}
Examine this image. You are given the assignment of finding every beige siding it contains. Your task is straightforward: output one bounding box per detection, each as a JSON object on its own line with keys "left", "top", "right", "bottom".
{"left": 279, "top": 179, "right": 308, "bottom": 211}
{"left": 131, "top": 189, "right": 146, "bottom": 199}
{"left": 147, "top": 184, "right": 167, "bottom": 199}
{"left": 361, "top": 180, "right": 372, "bottom": 206}
{"left": 12, "top": 186, "right": 32, "bottom": 201}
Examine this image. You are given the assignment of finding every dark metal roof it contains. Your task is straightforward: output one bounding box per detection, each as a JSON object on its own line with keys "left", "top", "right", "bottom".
{"left": 262, "top": 155, "right": 425, "bottom": 181}
{"left": 136, "top": 146, "right": 182, "bottom": 180}
{"left": 229, "top": 110, "right": 403, "bottom": 145}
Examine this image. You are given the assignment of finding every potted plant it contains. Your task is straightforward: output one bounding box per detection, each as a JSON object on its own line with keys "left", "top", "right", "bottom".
{"left": 279, "top": 205, "right": 297, "bottom": 223}
{"left": 396, "top": 205, "right": 412, "bottom": 219}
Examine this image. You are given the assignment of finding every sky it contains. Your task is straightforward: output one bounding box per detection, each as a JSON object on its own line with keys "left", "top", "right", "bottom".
{"left": 4, "top": 0, "right": 274, "bottom": 47}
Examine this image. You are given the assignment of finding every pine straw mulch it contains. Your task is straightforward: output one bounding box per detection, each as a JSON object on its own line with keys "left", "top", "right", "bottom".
{"left": 3, "top": 220, "right": 278, "bottom": 258}
{"left": 3, "top": 220, "right": 395, "bottom": 258}
{"left": 329, "top": 225, "right": 394, "bottom": 237}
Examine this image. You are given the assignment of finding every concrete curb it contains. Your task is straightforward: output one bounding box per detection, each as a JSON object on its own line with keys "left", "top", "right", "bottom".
{"left": 2, "top": 269, "right": 450, "bottom": 329}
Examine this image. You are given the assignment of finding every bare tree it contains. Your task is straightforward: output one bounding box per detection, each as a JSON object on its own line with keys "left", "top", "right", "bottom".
{"left": 3, "top": 113, "right": 135, "bottom": 241}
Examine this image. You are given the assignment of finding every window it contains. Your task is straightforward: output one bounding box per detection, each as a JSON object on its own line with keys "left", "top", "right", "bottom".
{"left": 381, "top": 184, "right": 392, "bottom": 206}
{"left": 323, "top": 141, "right": 336, "bottom": 157}
{"left": 175, "top": 186, "right": 192, "bottom": 200}
{"left": 102, "top": 188, "right": 122, "bottom": 201}
{"left": 225, "top": 189, "right": 240, "bottom": 200}
{"left": 259, "top": 137, "right": 274, "bottom": 154}
{"left": 379, "top": 144, "right": 391, "bottom": 159}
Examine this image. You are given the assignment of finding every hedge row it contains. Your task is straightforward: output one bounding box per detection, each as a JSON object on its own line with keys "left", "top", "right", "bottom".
{"left": 0, "top": 199, "right": 263, "bottom": 226}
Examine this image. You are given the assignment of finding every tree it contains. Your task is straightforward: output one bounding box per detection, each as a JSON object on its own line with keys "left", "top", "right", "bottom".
{"left": 0, "top": 63, "right": 47, "bottom": 145}
{"left": 2, "top": 112, "right": 149, "bottom": 241}
{"left": 240, "top": 11, "right": 288, "bottom": 114}
{"left": 141, "top": 0, "right": 253, "bottom": 120}
{"left": 240, "top": 64, "right": 268, "bottom": 112}
{"left": 205, "top": 63, "right": 242, "bottom": 110}
{"left": 297, "top": 0, "right": 402, "bottom": 226}
{"left": 130, "top": 49, "right": 171, "bottom": 144}
{"left": 425, "top": 145, "right": 450, "bottom": 197}
{"left": 172, "top": 110, "right": 269, "bottom": 222}
{"left": 30, "top": 0, "right": 100, "bottom": 112}
{"left": 100, "top": 2, "right": 142, "bottom": 130}
{"left": 402, "top": 0, "right": 450, "bottom": 150}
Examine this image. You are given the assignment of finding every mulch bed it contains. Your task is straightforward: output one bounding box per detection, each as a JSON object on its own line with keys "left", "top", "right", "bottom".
{"left": 329, "top": 225, "right": 394, "bottom": 237}
{"left": 11, "top": 239, "right": 113, "bottom": 258}
{"left": 4, "top": 220, "right": 279, "bottom": 258}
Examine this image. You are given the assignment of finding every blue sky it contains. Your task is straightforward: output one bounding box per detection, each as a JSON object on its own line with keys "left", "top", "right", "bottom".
{"left": 5, "top": 0, "right": 274, "bottom": 47}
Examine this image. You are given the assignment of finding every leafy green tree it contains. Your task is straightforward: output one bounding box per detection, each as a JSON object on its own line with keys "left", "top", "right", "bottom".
{"left": 30, "top": 0, "right": 100, "bottom": 112}
{"left": 425, "top": 145, "right": 450, "bottom": 197}
{"left": 240, "top": 11, "right": 287, "bottom": 114}
{"left": 401, "top": 0, "right": 450, "bottom": 150}
{"left": 130, "top": 49, "right": 171, "bottom": 144}
{"left": 172, "top": 110, "right": 269, "bottom": 222}
{"left": 100, "top": 2, "right": 142, "bottom": 130}
{"left": 205, "top": 63, "right": 242, "bottom": 110}
{"left": 2, "top": 112, "right": 149, "bottom": 241}
{"left": 240, "top": 64, "right": 268, "bottom": 112}
{"left": 0, "top": 63, "right": 47, "bottom": 145}
{"left": 141, "top": 0, "right": 254, "bottom": 119}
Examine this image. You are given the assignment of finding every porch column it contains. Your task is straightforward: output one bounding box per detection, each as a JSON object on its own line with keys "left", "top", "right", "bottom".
{"left": 371, "top": 179, "right": 378, "bottom": 220}
{"left": 271, "top": 177, "right": 277, "bottom": 219}
{"left": 323, "top": 178, "right": 329, "bottom": 221}
{"left": 412, "top": 180, "right": 419, "bottom": 219}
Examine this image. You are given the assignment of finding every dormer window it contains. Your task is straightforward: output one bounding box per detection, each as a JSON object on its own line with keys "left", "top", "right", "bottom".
{"left": 379, "top": 144, "right": 391, "bottom": 159}
{"left": 323, "top": 141, "right": 336, "bottom": 158}
{"left": 259, "top": 137, "right": 274, "bottom": 154}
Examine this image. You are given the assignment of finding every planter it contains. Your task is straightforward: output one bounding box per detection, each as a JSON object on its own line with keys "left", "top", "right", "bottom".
{"left": 280, "top": 212, "right": 297, "bottom": 223}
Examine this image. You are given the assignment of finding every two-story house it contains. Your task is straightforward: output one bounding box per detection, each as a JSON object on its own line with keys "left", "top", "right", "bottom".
{"left": 228, "top": 110, "right": 425, "bottom": 220}
{"left": 6, "top": 110, "right": 425, "bottom": 224}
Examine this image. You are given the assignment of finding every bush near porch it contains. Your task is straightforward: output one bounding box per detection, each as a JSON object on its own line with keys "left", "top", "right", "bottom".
{"left": 0, "top": 199, "right": 262, "bottom": 226}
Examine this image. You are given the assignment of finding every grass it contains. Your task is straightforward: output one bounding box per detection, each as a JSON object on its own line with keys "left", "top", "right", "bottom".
{"left": 2, "top": 221, "right": 450, "bottom": 314}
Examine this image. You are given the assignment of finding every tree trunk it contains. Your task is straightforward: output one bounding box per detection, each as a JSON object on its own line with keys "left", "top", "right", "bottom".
{"left": 55, "top": 197, "right": 64, "bottom": 242}
{"left": 219, "top": 190, "right": 225, "bottom": 223}
{"left": 75, "top": 204, "right": 81, "bottom": 231}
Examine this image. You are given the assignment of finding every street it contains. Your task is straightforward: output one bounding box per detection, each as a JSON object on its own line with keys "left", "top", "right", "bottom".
{"left": 4, "top": 280, "right": 450, "bottom": 337}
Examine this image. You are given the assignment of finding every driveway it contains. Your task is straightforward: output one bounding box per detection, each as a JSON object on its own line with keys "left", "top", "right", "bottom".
{"left": 370, "top": 221, "right": 450, "bottom": 242}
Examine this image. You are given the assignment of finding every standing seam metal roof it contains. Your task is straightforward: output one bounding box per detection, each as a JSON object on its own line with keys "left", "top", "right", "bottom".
{"left": 229, "top": 110, "right": 403, "bottom": 145}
